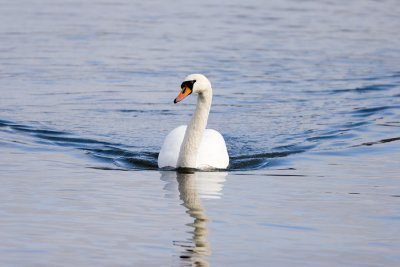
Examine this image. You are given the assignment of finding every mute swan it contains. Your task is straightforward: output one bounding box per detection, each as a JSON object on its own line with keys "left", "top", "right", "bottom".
{"left": 158, "top": 74, "right": 229, "bottom": 169}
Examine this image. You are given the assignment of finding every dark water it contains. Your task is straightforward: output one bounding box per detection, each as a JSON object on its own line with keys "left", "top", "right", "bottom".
{"left": 1, "top": 0, "right": 400, "bottom": 266}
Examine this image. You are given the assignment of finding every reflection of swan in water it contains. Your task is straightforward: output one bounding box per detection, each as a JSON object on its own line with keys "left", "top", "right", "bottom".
{"left": 160, "top": 170, "right": 227, "bottom": 266}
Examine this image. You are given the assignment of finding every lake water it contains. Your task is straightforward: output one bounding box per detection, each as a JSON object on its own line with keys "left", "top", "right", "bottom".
{"left": 1, "top": 0, "right": 400, "bottom": 266}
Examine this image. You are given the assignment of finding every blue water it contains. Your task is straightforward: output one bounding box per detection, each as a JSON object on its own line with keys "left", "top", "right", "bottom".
{"left": 1, "top": 0, "right": 400, "bottom": 266}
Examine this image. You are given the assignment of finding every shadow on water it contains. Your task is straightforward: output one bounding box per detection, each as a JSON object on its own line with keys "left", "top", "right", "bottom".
{"left": 160, "top": 170, "right": 227, "bottom": 266}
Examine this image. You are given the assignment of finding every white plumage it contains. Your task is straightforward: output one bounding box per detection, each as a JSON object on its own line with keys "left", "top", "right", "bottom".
{"left": 158, "top": 125, "right": 229, "bottom": 169}
{"left": 158, "top": 74, "right": 229, "bottom": 170}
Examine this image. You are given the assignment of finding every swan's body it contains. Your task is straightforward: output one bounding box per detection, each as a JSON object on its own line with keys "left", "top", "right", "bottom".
{"left": 158, "top": 125, "right": 229, "bottom": 169}
{"left": 158, "top": 74, "right": 229, "bottom": 170}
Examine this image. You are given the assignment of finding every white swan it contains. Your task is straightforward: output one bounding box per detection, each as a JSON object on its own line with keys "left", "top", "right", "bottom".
{"left": 158, "top": 74, "right": 229, "bottom": 170}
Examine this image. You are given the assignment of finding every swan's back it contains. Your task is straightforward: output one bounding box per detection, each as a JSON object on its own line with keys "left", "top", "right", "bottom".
{"left": 158, "top": 125, "right": 229, "bottom": 169}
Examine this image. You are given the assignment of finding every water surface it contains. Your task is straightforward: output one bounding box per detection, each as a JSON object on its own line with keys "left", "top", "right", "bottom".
{"left": 1, "top": 0, "right": 400, "bottom": 266}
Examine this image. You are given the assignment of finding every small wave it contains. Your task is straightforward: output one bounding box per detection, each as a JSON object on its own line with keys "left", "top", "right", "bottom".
{"left": 1, "top": 119, "right": 158, "bottom": 170}
{"left": 337, "top": 121, "right": 369, "bottom": 128}
{"left": 350, "top": 105, "right": 400, "bottom": 117}
{"left": 119, "top": 109, "right": 175, "bottom": 115}
{"left": 113, "top": 152, "right": 159, "bottom": 170}
{"left": 377, "top": 122, "right": 400, "bottom": 127}
{"left": 306, "top": 131, "right": 356, "bottom": 142}
{"left": 229, "top": 150, "right": 304, "bottom": 171}
{"left": 353, "top": 136, "right": 400, "bottom": 147}
{"left": 331, "top": 84, "right": 397, "bottom": 94}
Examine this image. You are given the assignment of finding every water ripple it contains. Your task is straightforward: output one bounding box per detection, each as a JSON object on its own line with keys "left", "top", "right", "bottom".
{"left": 0, "top": 118, "right": 317, "bottom": 171}
{"left": 331, "top": 84, "right": 397, "bottom": 94}
{"left": 353, "top": 137, "right": 400, "bottom": 148}
{"left": 2, "top": 119, "right": 303, "bottom": 171}
{"left": 350, "top": 105, "right": 400, "bottom": 117}
{"left": 2, "top": 114, "right": 399, "bottom": 171}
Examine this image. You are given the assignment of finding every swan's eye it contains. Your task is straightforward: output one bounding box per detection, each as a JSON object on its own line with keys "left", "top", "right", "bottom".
{"left": 181, "top": 80, "right": 196, "bottom": 90}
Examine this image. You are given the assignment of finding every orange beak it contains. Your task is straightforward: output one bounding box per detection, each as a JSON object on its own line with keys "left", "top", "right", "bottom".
{"left": 174, "top": 86, "right": 192, "bottom": 104}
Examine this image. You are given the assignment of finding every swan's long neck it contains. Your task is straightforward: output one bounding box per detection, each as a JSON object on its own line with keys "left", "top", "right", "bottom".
{"left": 177, "top": 90, "right": 212, "bottom": 168}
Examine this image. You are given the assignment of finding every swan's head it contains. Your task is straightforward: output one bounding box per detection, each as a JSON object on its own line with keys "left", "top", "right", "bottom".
{"left": 174, "top": 74, "right": 211, "bottom": 104}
